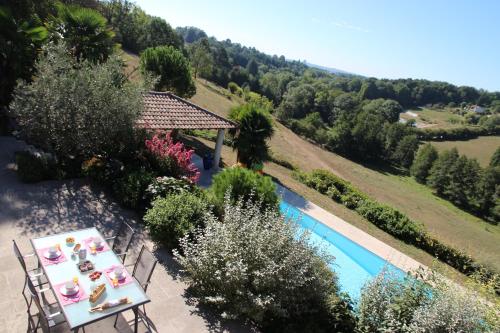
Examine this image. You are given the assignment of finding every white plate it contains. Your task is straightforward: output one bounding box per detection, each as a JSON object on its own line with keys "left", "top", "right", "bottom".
{"left": 108, "top": 272, "right": 126, "bottom": 281}
{"left": 59, "top": 285, "right": 79, "bottom": 296}
{"left": 43, "top": 250, "right": 62, "bottom": 259}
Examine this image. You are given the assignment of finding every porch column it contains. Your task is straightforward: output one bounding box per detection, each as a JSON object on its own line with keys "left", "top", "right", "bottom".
{"left": 213, "top": 129, "right": 225, "bottom": 170}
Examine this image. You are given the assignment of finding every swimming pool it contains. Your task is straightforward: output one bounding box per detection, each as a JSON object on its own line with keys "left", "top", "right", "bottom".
{"left": 280, "top": 201, "right": 405, "bottom": 299}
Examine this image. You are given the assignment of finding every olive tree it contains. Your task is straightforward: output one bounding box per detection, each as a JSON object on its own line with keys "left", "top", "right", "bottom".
{"left": 10, "top": 43, "right": 145, "bottom": 159}
{"left": 174, "top": 195, "right": 355, "bottom": 331}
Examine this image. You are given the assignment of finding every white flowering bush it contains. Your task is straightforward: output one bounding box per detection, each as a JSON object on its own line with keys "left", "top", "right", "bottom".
{"left": 174, "top": 194, "right": 355, "bottom": 332}
{"left": 357, "top": 269, "right": 499, "bottom": 333}
{"left": 408, "top": 278, "right": 498, "bottom": 333}
{"left": 144, "top": 176, "right": 195, "bottom": 202}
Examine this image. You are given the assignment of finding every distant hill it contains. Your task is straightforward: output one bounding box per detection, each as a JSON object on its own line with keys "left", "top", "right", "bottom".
{"left": 304, "top": 61, "right": 360, "bottom": 77}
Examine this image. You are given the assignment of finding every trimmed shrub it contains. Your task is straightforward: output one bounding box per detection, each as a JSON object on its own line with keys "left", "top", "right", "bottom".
{"left": 15, "top": 150, "right": 55, "bottom": 183}
{"left": 209, "top": 167, "right": 278, "bottom": 210}
{"left": 174, "top": 196, "right": 356, "bottom": 332}
{"left": 326, "top": 186, "right": 341, "bottom": 201}
{"left": 144, "top": 192, "right": 209, "bottom": 249}
{"left": 113, "top": 169, "right": 155, "bottom": 209}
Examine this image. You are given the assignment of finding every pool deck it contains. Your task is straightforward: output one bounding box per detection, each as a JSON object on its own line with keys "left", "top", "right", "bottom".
{"left": 276, "top": 184, "right": 427, "bottom": 274}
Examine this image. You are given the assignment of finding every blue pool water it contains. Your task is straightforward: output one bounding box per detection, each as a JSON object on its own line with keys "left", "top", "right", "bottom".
{"left": 280, "top": 201, "right": 405, "bottom": 299}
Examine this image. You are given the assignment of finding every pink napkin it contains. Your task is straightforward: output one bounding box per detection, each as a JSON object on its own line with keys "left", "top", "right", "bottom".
{"left": 36, "top": 247, "right": 68, "bottom": 266}
{"left": 83, "top": 237, "right": 111, "bottom": 254}
{"left": 104, "top": 265, "right": 133, "bottom": 288}
{"left": 54, "top": 281, "right": 89, "bottom": 306}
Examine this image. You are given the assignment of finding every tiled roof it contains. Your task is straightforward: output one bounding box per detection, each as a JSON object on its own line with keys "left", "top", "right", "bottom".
{"left": 137, "top": 91, "right": 237, "bottom": 130}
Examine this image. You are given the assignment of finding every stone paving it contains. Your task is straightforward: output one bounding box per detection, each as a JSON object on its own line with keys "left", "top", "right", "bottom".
{"left": 0, "top": 136, "right": 253, "bottom": 333}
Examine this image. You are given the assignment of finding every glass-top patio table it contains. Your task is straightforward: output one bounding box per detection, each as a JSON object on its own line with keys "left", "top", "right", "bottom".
{"left": 30, "top": 227, "right": 150, "bottom": 332}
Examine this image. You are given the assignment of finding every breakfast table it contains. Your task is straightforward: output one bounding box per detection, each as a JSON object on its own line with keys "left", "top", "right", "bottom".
{"left": 30, "top": 227, "right": 150, "bottom": 332}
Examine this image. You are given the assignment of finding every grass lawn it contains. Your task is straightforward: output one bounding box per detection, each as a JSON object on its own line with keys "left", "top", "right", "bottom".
{"left": 189, "top": 79, "right": 243, "bottom": 114}
{"left": 121, "top": 51, "right": 500, "bottom": 273}
{"left": 429, "top": 136, "right": 500, "bottom": 167}
{"left": 400, "top": 107, "right": 465, "bottom": 129}
{"left": 120, "top": 49, "right": 142, "bottom": 82}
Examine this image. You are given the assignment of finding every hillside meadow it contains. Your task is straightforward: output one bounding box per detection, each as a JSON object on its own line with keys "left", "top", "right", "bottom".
{"left": 429, "top": 136, "right": 500, "bottom": 167}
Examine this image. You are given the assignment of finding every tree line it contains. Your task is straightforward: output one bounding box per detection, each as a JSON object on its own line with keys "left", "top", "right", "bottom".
{"left": 411, "top": 145, "right": 500, "bottom": 223}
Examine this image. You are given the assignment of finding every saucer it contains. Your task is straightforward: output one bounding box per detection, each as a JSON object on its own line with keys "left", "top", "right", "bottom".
{"left": 59, "top": 285, "right": 79, "bottom": 296}
{"left": 89, "top": 242, "right": 104, "bottom": 249}
{"left": 109, "top": 271, "right": 126, "bottom": 281}
{"left": 44, "top": 250, "right": 62, "bottom": 259}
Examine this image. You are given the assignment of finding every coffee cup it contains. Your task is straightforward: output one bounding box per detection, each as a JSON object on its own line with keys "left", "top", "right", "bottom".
{"left": 48, "top": 246, "right": 58, "bottom": 255}
{"left": 65, "top": 281, "right": 76, "bottom": 291}
{"left": 92, "top": 237, "right": 102, "bottom": 247}
{"left": 114, "top": 267, "right": 124, "bottom": 278}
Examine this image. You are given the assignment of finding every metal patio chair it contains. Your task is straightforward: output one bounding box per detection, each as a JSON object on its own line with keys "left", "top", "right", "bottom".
{"left": 114, "top": 245, "right": 158, "bottom": 329}
{"left": 105, "top": 221, "right": 136, "bottom": 264}
{"left": 13, "top": 239, "right": 48, "bottom": 289}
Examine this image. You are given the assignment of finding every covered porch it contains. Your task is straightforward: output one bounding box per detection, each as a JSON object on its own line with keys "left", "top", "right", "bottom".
{"left": 137, "top": 91, "right": 237, "bottom": 171}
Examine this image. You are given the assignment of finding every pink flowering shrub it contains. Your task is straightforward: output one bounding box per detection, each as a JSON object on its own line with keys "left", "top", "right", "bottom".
{"left": 145, "top": 132, "right": 200, "bottom": 183}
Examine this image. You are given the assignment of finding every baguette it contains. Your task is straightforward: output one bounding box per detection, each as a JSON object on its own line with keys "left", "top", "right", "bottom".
{"left": 89, "top": 283, "right": 106, "bottom": 303}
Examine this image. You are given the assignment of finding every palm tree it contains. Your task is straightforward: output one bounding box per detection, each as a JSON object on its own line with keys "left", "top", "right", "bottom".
{"left": 229, "top": 103, "right": 274, "bottom": 168}
{"left": 0, "top": 6, "right": 48, "bottom": 106}
{"left": 56, "top": 4, "right": 115, "bottom": 62}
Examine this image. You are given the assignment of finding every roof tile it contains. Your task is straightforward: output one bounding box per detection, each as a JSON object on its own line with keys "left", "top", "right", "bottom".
{"left": 137, "top": 91, "right": 237, "bottom": 130}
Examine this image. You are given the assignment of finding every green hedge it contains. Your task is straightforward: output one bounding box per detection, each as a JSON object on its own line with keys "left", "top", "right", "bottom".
{"left": 417, "top": 125, "right": 499, "bottom": 141}
{"left": 294, "top": 169, "right": 499, "bottom": 285}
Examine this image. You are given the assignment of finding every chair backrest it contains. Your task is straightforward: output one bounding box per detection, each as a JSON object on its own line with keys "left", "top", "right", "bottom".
{"left": 21, "top": 276, "right": 32, "bottom": 313}
{"left": 26, "top": 278, "right": 50, "bottom": 332}
{"left": 132, "top": 245, "right": 157, "bottom": 292}
{"left": 12, "top": 239, "right": 28, "bottom": 273}
{"left": 112, "top": 221, "right": 135, "bottom": 255}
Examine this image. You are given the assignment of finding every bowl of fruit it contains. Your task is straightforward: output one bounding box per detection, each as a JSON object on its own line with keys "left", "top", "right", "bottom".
{"left": 66, "top": 237, "right": 75, "bottom": 246}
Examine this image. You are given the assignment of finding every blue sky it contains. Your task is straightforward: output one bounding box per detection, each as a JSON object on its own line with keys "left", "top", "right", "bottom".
{"left": 136, "top": 0, "right": 500, "bottom": 91}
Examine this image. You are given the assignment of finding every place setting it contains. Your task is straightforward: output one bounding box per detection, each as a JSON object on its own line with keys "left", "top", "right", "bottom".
{"left": 37, "top": 244, "right": 67, "bottom": 266}
{"left": 83, "top": 236, "right": 110, "bottom": 255}
{"left": 54, "top": 278, "right": 89, "bottom": 306}
{"left": 104, "top": 265, "right": 133, "bottom": 288}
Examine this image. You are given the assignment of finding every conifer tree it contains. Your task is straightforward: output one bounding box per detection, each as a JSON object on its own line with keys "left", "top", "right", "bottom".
{"left": 410, "top": 143, "right": 438, "bottom": 183}
{"left": 428, "top": 148, "right": 459, "bottom": 196}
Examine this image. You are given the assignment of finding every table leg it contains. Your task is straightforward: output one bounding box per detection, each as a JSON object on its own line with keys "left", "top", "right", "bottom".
{"left": 133, "top": 306, "right": 139, "bottom": 333}
{"left": 73, "top": 328, "right": 79, "bottom": 333}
